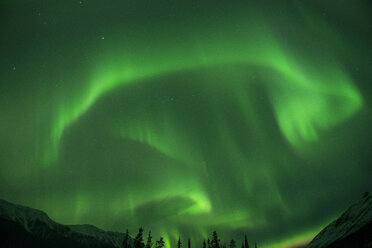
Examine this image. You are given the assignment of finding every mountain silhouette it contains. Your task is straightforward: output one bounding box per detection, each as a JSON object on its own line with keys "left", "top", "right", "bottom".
{"left": 1, "top": 194, "right": 371, "bottom": 248}
{"left": 306, "top": 192, "right": 372, "bottom": 248}
{"left": 0, "top": 198, "right": 128, "bottom": 248}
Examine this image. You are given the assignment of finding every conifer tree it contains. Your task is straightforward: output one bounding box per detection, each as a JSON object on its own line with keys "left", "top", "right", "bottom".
{"left": 229, "top": 239, "right": 236, "bottom": 248}
{"left": 177, "top": 237, "right": 182, "bottom": 248}
{"left": 134, "top": 227, "right": 145, "bottom": 248}
{"left": 155, "top": 237, "right": 165, "bottom": 248}
{"left": 123, "top": 229, "right": 130, "bottom": 248}
{"left": 208, "top": 239, "right": 211, "bottom": 248}
{"left": 146, "top": 231, "right": 152, "bottom": 248}
{"left": 188, "top": 238, "right": 191, "bottom": 248}
{"left": 211, "top": 231, "right": 220, "bottom": 248}
{"left": 203, "top": 239, "right": 206, "bottom": 248}
{"left": 244, "top": 235, "right": 250, "bottom": 248}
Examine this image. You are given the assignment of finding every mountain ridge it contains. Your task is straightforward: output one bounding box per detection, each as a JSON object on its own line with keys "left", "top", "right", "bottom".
{"left": 306, "top": 192, "right": 372, "bottom": 248}
{"left": 1, "top": 194, "right": 372, "bottom": 248}
{"left": 0, "top": 198, "right": 127, "bottom": 248}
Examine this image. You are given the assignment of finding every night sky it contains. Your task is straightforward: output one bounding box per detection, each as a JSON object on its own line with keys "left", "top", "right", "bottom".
{"left": 1, "top": 1, "right": 372, "bottom": 247}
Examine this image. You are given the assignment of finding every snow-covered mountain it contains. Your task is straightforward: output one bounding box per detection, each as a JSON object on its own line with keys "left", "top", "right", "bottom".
{"left": 306, "top": 192, "right": 372, "bottom": 248}
{"left": 0, "top": 198, "right": 128, "bottom": 248}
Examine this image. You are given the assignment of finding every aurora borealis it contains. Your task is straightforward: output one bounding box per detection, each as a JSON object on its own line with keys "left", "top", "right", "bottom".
{"left": 1, "top": 0, "right": 372, "bottom": 247}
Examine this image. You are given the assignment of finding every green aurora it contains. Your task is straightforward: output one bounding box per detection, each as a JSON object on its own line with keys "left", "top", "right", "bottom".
{"left": 1, "top": 1, "right": 371, "bottom": 247}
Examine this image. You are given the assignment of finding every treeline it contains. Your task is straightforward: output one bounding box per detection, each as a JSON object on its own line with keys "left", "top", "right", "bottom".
{"left": 123, "top": 228, "right": 258, "bottom": 248}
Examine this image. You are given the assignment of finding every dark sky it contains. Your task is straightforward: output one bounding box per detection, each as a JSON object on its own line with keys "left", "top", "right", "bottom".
{"left": 0, "top": 1, "right": 371, "bottom": 247}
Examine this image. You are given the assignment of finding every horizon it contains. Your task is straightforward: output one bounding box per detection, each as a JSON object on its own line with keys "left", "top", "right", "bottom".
{"left": 1, "top": 1, "right": 371, "bottom": 248}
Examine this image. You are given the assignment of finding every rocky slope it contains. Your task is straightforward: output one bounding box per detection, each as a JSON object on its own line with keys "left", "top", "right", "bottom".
{"left": 306, "top": 192, "right": 372, "bottom": 248}
{"left": 0, "top": 198, "right": 127, "bottom": 248}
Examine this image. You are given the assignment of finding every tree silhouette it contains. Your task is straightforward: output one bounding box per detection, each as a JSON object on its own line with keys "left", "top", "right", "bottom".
{"left": 211, "top": 231, "right": 220, "bottom": 248}
{"left": 134, "top": 227, "right": 144, "bottom": 248}
{"left": 203, "top": 239, "right": 206, "bottom": 248}
{"left": 229, "top": 239, "right": 236, "bottom": 248}
{"left": 155, "top": 237, "right": 165, "bottom": 248}
{"left": 177, "top": 237, "right": 182, "bottom": 248}
{"left": 208, "top": 239, "right": 211, "bottom": 248}
{"left": 244, "top": 235, "right": 250, "bottom": 248}
{"left": 146, "top": 231, "right": 152, "bottom": 248}
{"left": 123, "top": 229, "right": 130, "bottom": 248}
{"left": 188, "top": 238, "right": 191, "bottom": 248}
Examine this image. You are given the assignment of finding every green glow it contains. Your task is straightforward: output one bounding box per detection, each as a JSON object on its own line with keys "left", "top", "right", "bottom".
{"left": 263, "top": 216, "right": 338, "bottom": 248}
{"left": 45, "top": 20, "right": 362, "bottom": 164}
{"left": 1, "top": 1, "right": 371, "bottom": 248}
